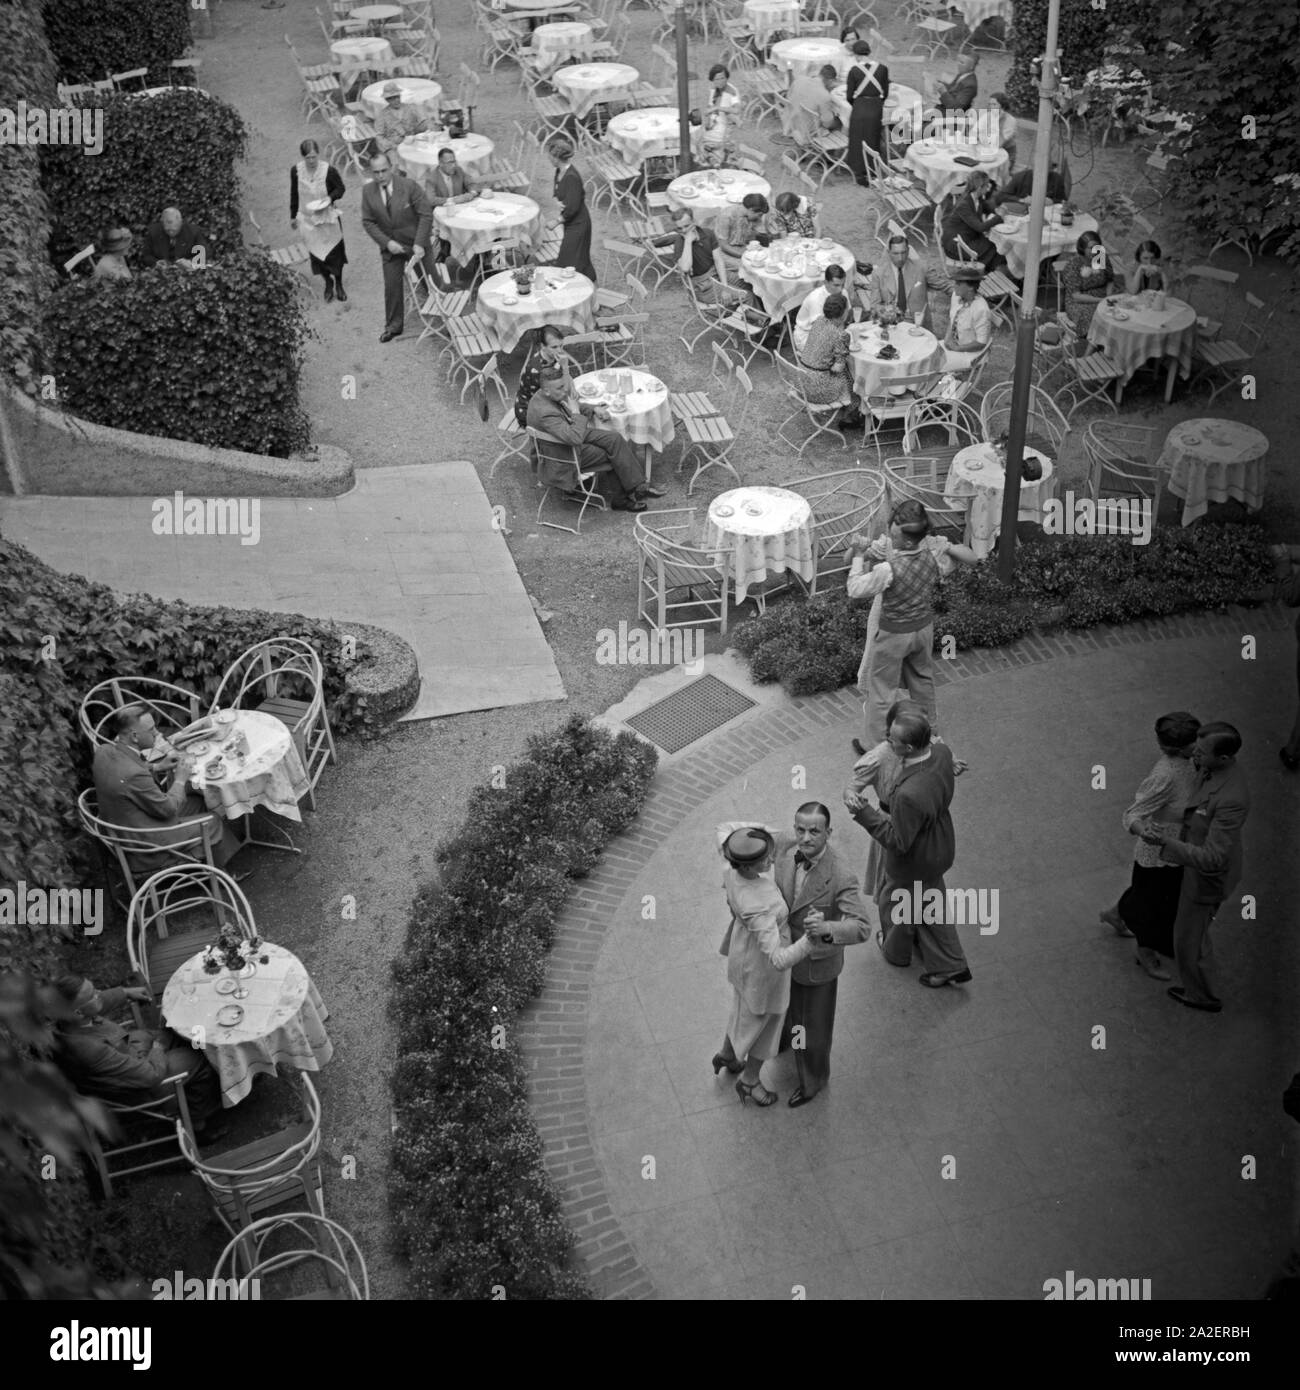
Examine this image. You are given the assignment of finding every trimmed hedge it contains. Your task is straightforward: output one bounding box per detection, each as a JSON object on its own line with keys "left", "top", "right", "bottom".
{"left": 389, "top": 717, "right": 659, "bottom": 1299}
{"left": 43, "top": 251, "right": 313, "bottom": 457}
{"left": 42, "top": 88, "right": 247, "bottom": 269}
{"left": 731, "top": 524, "right": 1276, "bottom": 695}
{"left": 42, "top": 0, "right": 190, "bottom": 86}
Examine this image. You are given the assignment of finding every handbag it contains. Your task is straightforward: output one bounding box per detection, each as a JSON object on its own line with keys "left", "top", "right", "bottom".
{"left": 718, "top": 916, "right": 735, "bottom": 957}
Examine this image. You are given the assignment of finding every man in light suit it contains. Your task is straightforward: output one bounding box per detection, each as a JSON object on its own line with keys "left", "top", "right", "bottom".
{"left": 866, "top": 234, "right": 951, "bottom": 331}
{"left": 1141, "top": 721, "right": 1251, "bottom": 1013}
{"left": 773, "top": 801, "right": 872, "bottom": 1108}
{"left": 359, "top": 152, "right": 433, "bottom": 342}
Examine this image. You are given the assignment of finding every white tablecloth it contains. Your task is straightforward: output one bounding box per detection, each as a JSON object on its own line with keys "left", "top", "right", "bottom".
{"left": 400, "top": 130, "right": 496, "bottom": 181}
{"left": 739, "top": 236, "right": 856, "bottom": 318}
{"left": 330, "top": 36, "right": 394, "bottom": 72}
{"left": 770, "top": 38, "right": 849, "bottom": 81}
{"left": 433, "top": 190, "right": 541, "bottom": 260}
{"left": 360, "top": 76, "right": 443, "bottom": 122}
{"left": 705, "top": 485, "right": 815, "bottom": 601}
{"left": 552, "top": 62, "right": 640, "bottom": 118}
{"left": 944, "top": 443, "right": 1055, "bottom": 558}
{"left": 606, "top": 108, "right": 701, "bottom": 165}
{"left": 990, "top": 207, "right": 1098, "bottom": 280}
{"left": 162, "top": 942, "right": 333, "bottom": 1108}
{"left": 950, "top": 0, "right": 1012, "bottom": 27}
{"left": 532, "top": 19, "right": 592, "bottom": 61}
{"left": 191, "top": 710, "right": 309, "bottom": 823}
{"left": 1158, "top": 418, "right": 1269, "bottom": 526}
{"left": 351, "top": 3, "right": 402, "bottom": 24}
{"left": 574, "top": 369, "right": 675, "bottom": 455}
{"left": 745, "top": 0, "right": 801, "bottom": 45}
{"left": 904, "top": 138, "right": 1008, "bottom": 202}
{"left": 667, "top": 168, "right": 771, "bottom": 232}
{"left": 477, "top": 267, "right": 596, "bottom": 352}
{"left": 1088, "top": 294, "right": 1197, "bottom": 385}
{"left": 848, "top": 322, "right": 945, "bottom": 399}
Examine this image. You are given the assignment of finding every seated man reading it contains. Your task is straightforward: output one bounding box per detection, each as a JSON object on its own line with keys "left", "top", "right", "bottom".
{"left": 141, "top": 207, "right": 208, "bottom": 269}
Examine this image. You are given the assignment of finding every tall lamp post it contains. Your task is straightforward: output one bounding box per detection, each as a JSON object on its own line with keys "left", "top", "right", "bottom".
{"left": 675, "top": 0, "right": 693, "bottom": 174}
{"left": 995, "top": 0, "right": 1063, "bottom": 583}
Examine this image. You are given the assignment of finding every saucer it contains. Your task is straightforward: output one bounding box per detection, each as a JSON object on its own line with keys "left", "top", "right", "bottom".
{"left": 214, "top": 976, "right": 240, "bottom": 996}
{"left": 713, "top": 503, "right": 735, "bottom": 518}
{"left": 502, "top": 294, "right": 519, "bottom": 305}
{"left": 216, "top": 1004, "right": 244, "bottom": 1028}
{"left": 742, "top": 503, "right": 764, "bottom": 516}
{"left": 1110, "top": 310, "right": 1130, "bottom": 321}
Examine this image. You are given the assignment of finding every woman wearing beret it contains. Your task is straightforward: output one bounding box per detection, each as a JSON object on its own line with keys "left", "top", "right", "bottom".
{"left": 713, "top": 827, "right": 815, "bottom": 1107}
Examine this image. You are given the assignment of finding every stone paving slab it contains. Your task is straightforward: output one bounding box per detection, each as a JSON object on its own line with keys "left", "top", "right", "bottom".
{"left": 0, "top": 463, "right": 564, "bottom": 719}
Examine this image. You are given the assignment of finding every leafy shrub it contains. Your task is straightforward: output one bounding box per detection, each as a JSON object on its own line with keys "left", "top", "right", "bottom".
{"left": 388, "top": 717, "right": 658, "bottom": 1298}
{"left": 41, "top": 88, "right": 247, "bottom": 268}
{"left": 43, "top": 0, "right": 190, "bottom": 86}
{"left": 732, "top": 525, "right": 1275, "bottom": 695}
{"left": 43, "top": 251, "right": 312, "bottom": 456}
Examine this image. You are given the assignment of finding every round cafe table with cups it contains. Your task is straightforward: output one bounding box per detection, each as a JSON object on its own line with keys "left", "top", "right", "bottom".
{"left": 399, "top": 129, "right": 496, "bottom": 182}
{"left": 573, "top": 368, "right": 674, "bottom": 477}
{"left": 848, "top": 319, "right": 946, "bottom": 401}
{"left": 943, "top": 442, "right": 1055, "bottom": 559}
{"left": 606, "top": 108, "right": 702, "bottom": 167}
{"left": 1088, "top": 291, "right": 1197, "bottom": 403}
{"left": 350, "top": 4, "right": 403, "bottom": 28}
{"left": 360, "top": 76, "right": 443, "bottom": 122}
{"left": 552, "top": 62, "right": 640, "bottom": 118}
{"left": 330, "top": 35, "right": 394, "bottom": 76}
{"left": 161, "top": 942, "right": 334, "bottom": 1108}
{"left": 1157, "top": 418, "right": 1270, "bottom": 526}
{"left": 531, "top": 19, "right": 593, "bottom": 64}
{"left": 989, "top": 205, "right": 1098, "bottom": 280}
{"left": 476, "top": 266, "right": 596, "bottom": 353}
{"left": 769, "top": 37, "right": 852, "bottom": 82}
{"left": 667, "top": 168, "right": 771, "bottom": 233}
{"left": 432, "top": 190, "right": 542, "bottom": 265}
{"left": 705, "top": 486, "right": 816, "bottom": 605}
{"left": 739, "top": 236, "right": 856, "bottom": 319}
{"left": 744, "top": 0, "right": 801, "bottom": 47}
{"left": 187, "top": 709, "right": 310, "bottom": 825}
{"left": 904, "top": 135, "right": 1008, "bottom": 203}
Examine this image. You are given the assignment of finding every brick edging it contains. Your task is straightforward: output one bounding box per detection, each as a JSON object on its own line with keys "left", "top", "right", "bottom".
{"left": 515, "top": 603, "right": 1294, "bottom": 1299}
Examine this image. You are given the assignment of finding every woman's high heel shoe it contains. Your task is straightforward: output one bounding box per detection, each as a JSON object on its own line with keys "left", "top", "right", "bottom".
{"left": 712, "top": 1052, "right": 744, "bottom": 1075}
{"left": 736, "top": 1078, "right": 777, "bottom": 1107}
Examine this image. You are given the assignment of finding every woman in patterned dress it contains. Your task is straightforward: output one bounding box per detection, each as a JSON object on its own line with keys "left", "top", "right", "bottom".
{"left": 798, "top": 292, "right": 858, "bottom": 424}
{"left": 1057, "top": 229, "right": 1122, "bottom": 336}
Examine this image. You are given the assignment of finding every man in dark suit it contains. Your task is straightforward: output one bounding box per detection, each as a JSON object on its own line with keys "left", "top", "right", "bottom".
{"left": 773, "top": 802, "right": 872, "bottom": 1108}
{"left": 941, "top": 170, "right": 1005, "bottom": 272}
{"left": 1141, "top": 721, "right": 1251, "bottom": 1012}
{"left": 937, "top": 53, "right": 978, "bottom": 113}
{"left": 866, "top": 234, "right": 952, "bottom": 330}
{"left": 359, "top": 152, "right": 434, "bottom": 342}
{"left": 140, "top": 206, "right": 208, "bottom": 269}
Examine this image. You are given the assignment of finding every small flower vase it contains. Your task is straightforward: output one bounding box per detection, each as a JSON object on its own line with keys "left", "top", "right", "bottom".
{"left": 229, "top": 957, "right": 255, "bottom": 999}
{"left": 512, "top": 268, "right": 532, "bottom": 297}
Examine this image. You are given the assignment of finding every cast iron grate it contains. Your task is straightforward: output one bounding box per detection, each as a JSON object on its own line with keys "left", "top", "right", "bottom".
{"left": 624, "top": 674, "right": 755, "bottom": 754}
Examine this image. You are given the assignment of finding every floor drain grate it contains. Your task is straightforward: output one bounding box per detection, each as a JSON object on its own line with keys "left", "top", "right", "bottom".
{"left": 625, "top": 674, "right": 755, "bottom": 754}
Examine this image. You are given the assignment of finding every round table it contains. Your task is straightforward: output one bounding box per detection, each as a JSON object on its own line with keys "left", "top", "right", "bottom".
{"left": 848, "top": 321, "right": 946, "bottom": 401}
{"left": 360, "top": 76, "right": 443, "bottom": 122}
{"left": 990, "top": 206, "right": 1098, "bottom": 280}
{"left": 950, "top": 0, "right": 1012, "bottom": 27}
{"left": 944, "top": 442, "right": 1055, "bottom": 558}
{"left": 706, "top": 486, "right": 815, "bottom": 602}
{"left": 667, "top": 168, "right": 771, "bottom": 233}
{"left": 739, "top": 236, "right": 856, "bottom": 318}
{"left": 606, "top": 107, "right": 701, "bottom": 165}
{"left": 1157, "top": 418, "right": 1269, "bottom": 526}
{"left": 433, "top": 190, "right": 542, "bottom": 262}
{"left": 744, "top": 0, "right": 801, "bottom": 46}
{"left": 350, "top": 3, "right": 402, "bottom": 27}
{"left": 1088, "top": 293, "right": 1197, "bottom": 401}
{"left": 532, "top": 19, "right": 593, "bottom": 63}
{"left": 476, "top": 267, "right": 596, "bottom": 353}
{"left": 190, "top": 709, "right": 310, "bottom": 824}
{"left": 399, "top": 129, "right": 496, "bottom": 181}
{"left": 552, "top": 62, "right": 640, "bottom": 118}
{"left": 573, "top": 368, "right": 675, "bottom": 468}
{"left": 162, "top": 942, "right": 333, "bottom": 1108}
{"left": 770, "top": 37, "right": 849, "bottom": 81}
{"left": 330, "top": 35, "right": 394, "bottom": 71}
{"left": 903, "top": 137, "right": 1008, "bottom": 202}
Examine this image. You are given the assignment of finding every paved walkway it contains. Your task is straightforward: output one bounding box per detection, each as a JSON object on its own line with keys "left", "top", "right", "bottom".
{"left": 519, "top": 608, "right": 1300, "bottom": 1299}
{"left": 0, "top": 464, "right": 564, "bottom": 718}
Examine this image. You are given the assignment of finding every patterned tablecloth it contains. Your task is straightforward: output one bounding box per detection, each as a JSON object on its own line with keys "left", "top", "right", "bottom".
{"left": 606, "top": 108, "right": 702, "bottom": 165}
{"left": 162, "top": 942, "right": 333, "bottom": 1108}
{"left": 903, "top": 137, "right": 1008, "bottom": 202}
{"left": 191, "top": 709, "right": 309, "bottom": 823}
{"left": 944, "top": 442, "right": 1055, "bottom": 558}
{"left": 739, "top": 236, "right": 856, "bottom": 318}
{"left": 532, "top": 19, "right": 593, "bottom": 63}
{"left": 360, "top": 76, "right": 443, "bottom": 122}
{"left": 1088, "top": 293, "right": 1197, "bottom": 386}
{"left": 573, "top": 369, "right": 675, "bottom": 455}
{"left": 1158, "top": 418, "right": 1269, "bottom": 526}
{"left": 400, "top": 130, "right": 496, "bottom": 181}
{"left": 989, "top": 207, "right": 1097, "bottom": 279}
{"left": 770, "top": 37, "right": 850, "bottom": 81}
{"left": 433, "top": 190, "right": 542, "bottom": 261}
{"left": 744, "top": 0, "right": 801, "bottom": 45}
{"left": 330, "top": 36, "right": 394, "bottom": 72}
{"left": 949, "top": 0, "right": 1012, "bottom": 27}
{"left": 848, "top": 322, "right": 946, "bottom": 400}
{"left": 705, "top": 485, "right": 815, "bottom": 602}
{"left": 477, "top": 267, "right": 596, "bottom": 352}
{"left": 552, "top": 62, "right": 640, "bottom": 118}
{"left": 667, "top": 168, "right": 771, "bottom": 233}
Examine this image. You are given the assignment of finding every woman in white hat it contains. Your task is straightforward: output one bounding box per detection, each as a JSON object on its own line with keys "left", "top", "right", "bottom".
{"left": 290, "top": 137, "right": 348, "bottom": 302}
{"left": 92, "top": 227, "right": 133, "bottom": 282}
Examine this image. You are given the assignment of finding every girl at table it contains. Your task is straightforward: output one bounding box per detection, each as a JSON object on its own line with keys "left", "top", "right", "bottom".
{"left": 289, "top": 139, "right": 348, "bottom": 303}
{"left": 513, "top": 324, "right": 580, "bottom": 427}
{"left": 546, "top": 138, "right": 597, "bottom": 282}
{"left": 845, "top": 40, "right": 890, "bottom": 186}
{"left": 1132, "top": 239, "right": 1165, "bottom": 293}
{"left": 1057, "top": 228, "right": 1122, "bottom": 336}
{"left": 696, "top": 63, "right": 741, "bottom": 169}
{"left": 799, "top": 293, "right": 862, "bottom": 428}
{"left": 768, "top": 190, "right": 819, "bottom": 239}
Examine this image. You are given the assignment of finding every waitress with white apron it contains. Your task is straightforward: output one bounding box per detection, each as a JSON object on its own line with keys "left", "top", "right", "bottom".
{"left": 289, "top": 138, "right": 348, "bottom": 302}
{"left": 844, "top": 40, "right": 890, "bottom": 185}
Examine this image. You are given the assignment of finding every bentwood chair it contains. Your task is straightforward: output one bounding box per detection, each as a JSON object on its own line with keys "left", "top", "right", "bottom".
{"left": 211, "top": 1213, "right": 370, "bottom": 1299}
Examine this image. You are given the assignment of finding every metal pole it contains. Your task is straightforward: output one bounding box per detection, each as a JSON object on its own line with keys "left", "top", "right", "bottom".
{"left": 675, "top": 0, "right": 693, "bottom": 175}
{"left": 995, "top": 0, "right": 1062, "bottom": 583}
